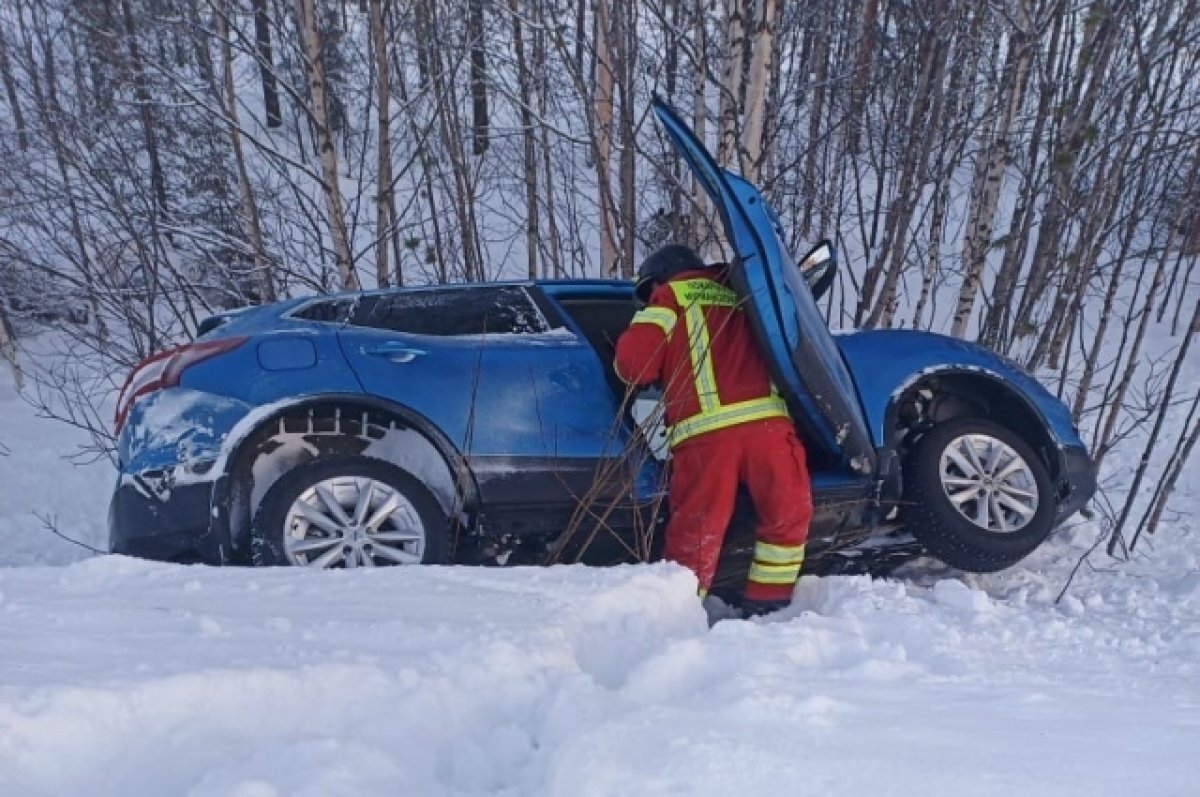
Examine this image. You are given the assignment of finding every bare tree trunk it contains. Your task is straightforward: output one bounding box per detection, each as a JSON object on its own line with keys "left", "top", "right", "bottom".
{"left": 295, "top": 0, "right": 357, "bottom": 289}
{"left": 912, "top": 176, "right": 950, "bottom": 330}
{"left": 1013, "top": 2, "right": 1127, "bottom": 357}
{"left": 426, "top": 0, "right": 485, "bottom": 281}
{"left": 1108, "top": 299, "right": 1199, "bottom": 554}
{"left": 412, "top": 0, "right": 433, "bottom": 87}
{"left": 1040, "top": 9, "right": 1186, "bottom": 368}
{"left": 250, "top": 0, "right": 282, "bottom": 128}
{"left": 615, "top": 0, "right": 637, "bottom": 276}
{"left": 574, "top": 0, "right": 586, "bottom": 78}
{"left": 511, "top": 0, "right": 540, "bottom": 279}
{"left": 118, "top": 0, "right": 169, "bottom": 217}
{"left": 860, "top": 22, "right": 948, "bottom": 328}
{"left": 1070, "top": 224, "right": 1132, "bottom": 419}
{"left": 19, "top": 4, "right": 105, "bottom": 341}
{"left": 717, "top": 0, "right": 745, "bottom": 168}
{"left": 1158, "top": 144, "right": 1200, "bottom": 322}
{"left": 468, "top": 0, "right": 489, "bottom": 155}
{"left": 216, "top": 0, "right": 274, "bottom": 303}
{"left": 0, "top": 31, "right": 28, "bottom": 151}
{"left": 845, "top": 0, "right": 879, "bottom": 157}
{"left": 594, "top": 0, "right": 618, "bottom": 274}
{"left": 533, "top": 0, "right": 563, "bottom": 276}
{"left": 394, "top": 51, "right": 447, "bottom": 282}
{"left": 662, "top": 0, "right": 685, "bottom": 243}
{"left": 741, "top": 0, "right": 776, "bottom": 182}
{"left": 980, "top": 5, "right": 1064, "bottom": 350}
{"left": 1136, "top": 391, "right": 1200, "bottom": 545}
{"left": 799, "top": 8, "right": 830, "bottom": 236}
{"left": 692, "top": 0, "right": 711, "bottom": 252}
{"left": 0, "top": 300, "right": 21, "bottom": 390}
{"left": 1033, "top": 149, "right": 1121, "bottom": 367}
{"left": 369, "top": 0, "right": 394, "bottom": 287}
{"left": 951, "top": 1, "right": 1033, "bottom": 338}
{"left": 1093, "top": 246, "right": 1174, "bottom": 465}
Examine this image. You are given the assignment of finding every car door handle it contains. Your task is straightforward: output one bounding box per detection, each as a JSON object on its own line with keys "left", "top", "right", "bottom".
{"left": 366, "top": 343, "right": 426, "bottom": 363}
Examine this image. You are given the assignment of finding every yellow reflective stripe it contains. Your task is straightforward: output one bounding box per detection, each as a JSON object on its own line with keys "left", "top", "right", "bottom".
{"left": 750, "top": 561, "right": 802, "bottom": 574}
{"left": 663, "top": 278, "right": 787, "bottom": 446}
{"left": 631, "top": 306, "right": 677, "bottom": 335}
{"left": 748, "top": 562, "right": 801, "bottom": 584}
{"left": 669, "top": 395, "right": 790, "bottom": 446}
{"left": 754, "top": 541, "right": 806, "bottom": 565}
{"left": 670, "top": 279, "right": 737, "bottom": 414}
{"left": 683, "top": 302, "right": 720, "bottom": 411}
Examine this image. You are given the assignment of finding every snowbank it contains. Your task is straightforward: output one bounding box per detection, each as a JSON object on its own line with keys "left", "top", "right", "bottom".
{"left": 2, "top": 553, "right": 1196, "bottom": 797}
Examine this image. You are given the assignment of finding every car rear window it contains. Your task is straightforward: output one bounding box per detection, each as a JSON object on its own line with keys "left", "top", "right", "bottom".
{"left": 291, "top": 297, "right": 358, "bottom": 324}
{"left": 293, "top": 287, "right": 550, "bottom": 337}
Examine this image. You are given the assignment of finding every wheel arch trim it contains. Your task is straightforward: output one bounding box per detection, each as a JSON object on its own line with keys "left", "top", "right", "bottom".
{"left": 882, "top": 368, "right": 1065, "bottom": 480}
{"left": 207, "top": 393, "right": 481, "bottom": 561}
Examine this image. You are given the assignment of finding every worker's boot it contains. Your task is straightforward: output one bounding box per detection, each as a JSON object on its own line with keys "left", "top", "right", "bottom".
{"left": 702, "top": 593, "right": 742, "bottom": 626}
{"left": 740, "top": 598, "right": 789, "bottom": 618}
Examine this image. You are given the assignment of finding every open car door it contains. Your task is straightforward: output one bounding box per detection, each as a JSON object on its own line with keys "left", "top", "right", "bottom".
{"left": 651, "top": 98, "right": 875, "bottom": 474}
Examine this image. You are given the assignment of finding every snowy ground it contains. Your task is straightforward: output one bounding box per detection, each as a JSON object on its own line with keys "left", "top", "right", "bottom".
{"left": 2, "top": 365, "right": 1199, "bottom": 796}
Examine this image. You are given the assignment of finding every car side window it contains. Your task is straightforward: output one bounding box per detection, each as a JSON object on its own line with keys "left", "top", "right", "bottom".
{"left": 350, "top": 287, "right": 549, "bottom": 337}
{"left": 291, "top": 297, "right": 357, "bottom": 323}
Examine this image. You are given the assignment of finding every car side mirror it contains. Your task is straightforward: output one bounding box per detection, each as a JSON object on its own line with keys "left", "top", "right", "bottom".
{"left": 798, "top": 240, "right": 837, "bottom": 301}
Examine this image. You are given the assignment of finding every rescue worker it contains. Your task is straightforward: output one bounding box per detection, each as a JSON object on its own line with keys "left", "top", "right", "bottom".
{"left": 614, "top": 244, "right": 813, "bottom": 617}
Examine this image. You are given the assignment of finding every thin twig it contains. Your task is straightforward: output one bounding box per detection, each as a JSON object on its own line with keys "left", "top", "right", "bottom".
{"left": 34, "top": 512, "right": 106, "bottom": 556}
{"left": 1055, "top": 518, "right": 1111, "bottom": 605}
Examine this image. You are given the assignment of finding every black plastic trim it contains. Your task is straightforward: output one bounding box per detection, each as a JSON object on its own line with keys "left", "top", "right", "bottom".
{"left": 1056, "top": 444, "right": 1097, "bottom": 522}
{"left": 469, "top": 455, "right": 625, "bottom": 507}
{"left": 883, "top": 369, "right": 1064, "bottom": 479}
{"left": 213, "top": 392, "right": 482, "bottom": 561}
{"left": 109, "top": 478, "right": 214, "bottom": 562}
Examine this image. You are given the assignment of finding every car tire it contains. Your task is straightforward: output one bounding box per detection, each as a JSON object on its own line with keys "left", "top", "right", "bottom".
{"left": 251, "top": 456, "right": 450, "bottom": 568}
{"left": 903, "top": 417, "right": 1056, "bottom": 573}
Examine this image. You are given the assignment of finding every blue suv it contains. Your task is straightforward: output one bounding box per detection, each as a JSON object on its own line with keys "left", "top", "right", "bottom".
{"left": 109, "top": 101, "right": 1095, "bottom": 586}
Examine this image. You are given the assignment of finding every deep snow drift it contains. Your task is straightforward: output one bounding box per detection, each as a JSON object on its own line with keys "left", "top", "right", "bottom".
{"left": 2, "top": 364, "right": 1199, "bottom": 796}
{"left": 2, "top": 552, "right": 1198, "bottom": 796}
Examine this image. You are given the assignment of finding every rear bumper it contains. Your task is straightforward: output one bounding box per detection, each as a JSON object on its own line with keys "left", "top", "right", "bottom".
{"left": 108, "top": 475, "right": 221, "bottom": 563}
{"left": 1055, "top": 444, "right": 1097, "bottom": 523}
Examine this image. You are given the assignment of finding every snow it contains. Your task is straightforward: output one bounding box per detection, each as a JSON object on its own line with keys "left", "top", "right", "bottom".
{"left": 2, "top": 352, "right": 1199, "bottom": 796}
{"left": 0, "top": 368, "right": 111, "bottom": 566}
{"left": 1, "top": 547, "right": 1197, "bottom": 796}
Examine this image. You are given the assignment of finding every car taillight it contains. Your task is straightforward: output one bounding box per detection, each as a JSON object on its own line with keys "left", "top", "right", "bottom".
{"left": 114, "top": 336, "right": 247, "bottom": 435}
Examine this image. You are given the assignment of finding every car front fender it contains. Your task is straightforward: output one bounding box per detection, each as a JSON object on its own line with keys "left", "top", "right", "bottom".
{"left": 834, "top": 330, "right": 1084, "bottom": 453}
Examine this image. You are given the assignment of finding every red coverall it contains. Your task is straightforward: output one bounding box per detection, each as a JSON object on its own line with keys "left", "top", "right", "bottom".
{"left": 614, "top": 268, "right": 813, "bottom": 603}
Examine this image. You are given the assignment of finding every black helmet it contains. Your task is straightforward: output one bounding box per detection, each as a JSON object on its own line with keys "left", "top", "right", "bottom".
{"left": 634, "top": 244, "right": 706, "bottom": 303}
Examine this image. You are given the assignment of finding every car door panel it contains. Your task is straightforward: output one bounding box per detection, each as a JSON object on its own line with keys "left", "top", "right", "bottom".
{"left": 652, "top": 99, "right": 875, "bottom": 473}
{"left": 336, "top": 287, "right": 643, "bottom": 508}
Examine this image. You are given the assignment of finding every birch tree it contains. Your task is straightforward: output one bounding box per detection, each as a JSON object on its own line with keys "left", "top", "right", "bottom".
{"left": 741, "top": 0, "right": 777, "bottom": 182}
{"left": 295, "top": 0, "right": 358, "bottom": 289}
{"left": 594, "top": 0, "right": 618, "bottom": 273}
{"left": 717, "top": 0, "right": 746, "bottom": 168}
{"left": 368, "top": 0, "right": 395, "bottom": 286}
{"left": 215, "top": 0, "right": 274, "bottom": 303}
{"left": 0, "top": 300, "right": 21, "bottom": 389}
{"left": 511, "top": 0, "right": 540, "bottom": 279}
{"left": 250, "top": 0, "right": 282, "bottom": 128}
{"left": 951, "top": 0, "right": 1034, "bottom": 338}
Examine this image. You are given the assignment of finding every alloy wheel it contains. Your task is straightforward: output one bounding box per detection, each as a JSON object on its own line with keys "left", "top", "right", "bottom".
{"left": 938, "top": 433, "right": 1040, "bottom": 534}
{"left": 282, "top": 476, "right": 426, "bottom": 568}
